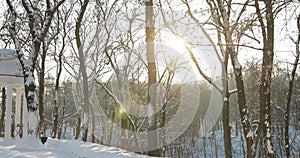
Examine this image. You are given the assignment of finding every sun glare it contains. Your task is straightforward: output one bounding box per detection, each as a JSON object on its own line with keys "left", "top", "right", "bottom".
{"left": 164, "top": 35, "right": 187, "bottom": 54}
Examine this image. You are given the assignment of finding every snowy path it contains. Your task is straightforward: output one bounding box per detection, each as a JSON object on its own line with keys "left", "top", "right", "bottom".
{"left": 0, "top": 136, "right": 151, "bottom": 158}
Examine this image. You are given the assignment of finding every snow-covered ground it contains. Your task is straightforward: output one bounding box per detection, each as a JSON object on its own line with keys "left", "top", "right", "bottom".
{"left": 1, "top": 126, "right": 299, "bottom": 157}
{"left": 0, "top": 136, "right": 153, "bottom": 158}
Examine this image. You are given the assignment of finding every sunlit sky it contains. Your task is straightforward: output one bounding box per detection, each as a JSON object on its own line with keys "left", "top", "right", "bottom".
{"left": 0, "top": 1, "right": 299, "bottom": 83}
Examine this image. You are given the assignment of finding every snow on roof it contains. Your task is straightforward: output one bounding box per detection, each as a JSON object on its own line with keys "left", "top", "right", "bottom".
{"left": 0, "top": 49, "right": 23, "bottom": 76}
{"left": 0, "top": 49, "right": 24, "bottom": 85}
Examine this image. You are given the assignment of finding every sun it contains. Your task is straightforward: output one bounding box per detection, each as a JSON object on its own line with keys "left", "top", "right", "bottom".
{"left": 164, "top": 34, "right": 187, "bottom": 54}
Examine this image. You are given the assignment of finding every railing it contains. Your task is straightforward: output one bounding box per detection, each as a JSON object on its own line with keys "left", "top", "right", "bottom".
{"left": 11, "top": 124, "right": 23, "bottom": 139}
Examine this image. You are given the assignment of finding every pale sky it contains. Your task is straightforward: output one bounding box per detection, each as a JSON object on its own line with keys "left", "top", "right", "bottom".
{"left": 0, "top": 1, "right": 299, "bottom": 82}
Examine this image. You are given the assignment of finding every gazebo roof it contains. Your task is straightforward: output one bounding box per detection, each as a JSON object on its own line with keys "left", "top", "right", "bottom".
{"left": 0, "top": 49, "right": 24, "bottom": 86}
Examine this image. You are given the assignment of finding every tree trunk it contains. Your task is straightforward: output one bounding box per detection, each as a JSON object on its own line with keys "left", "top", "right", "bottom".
{"left": 221, "top": 43, "right": 232, "bottom": 158}
{"left": 24, "top": 69, "right": 39, "bottom": 134}
{"left": 38, "top": 42, "right": 47, "bottom": 137}
{"left": 81, "top": 118, "right": 89, "bottom": 142}
{"left": 146, "top": 0, "right": 160, "bottom": 156}
{"left": 90, "top": 104, "right": 96, "bottom": 143}
{"left": 255, "top": 0, "right": 275, "bottom": 157}
{"left": 109, "top": 107, "right": 115, "bottom": 145}
{"left": 223, "top": 94, "right": 232, "bottom": 158}
{"left": 222, "top": 39, "right": 232, "bottom": 158}
{"left": 214, "top": 2, "right": 232, "bottom": 156}
{"left": 74, "top": 109, "right": 81, "bottom": 140}
{"left": 58, "top": 104, "right": 65, "bottom": 139}
{"left": 230, "top": 51, "right": 254, "bottom": 157}
{"left": 52, "top": 105, "right": 59, "bottom": 138}
{"left": 57, "top": 124, "right": 62, "bottom": 139}
{"left": 51, "top": 30, "right": 64, "bottom": 138}
{"left": 121, "top": 113, "right": 128, "bottom": 147}
{"left": 75, "top": 0, "right": 90, "bottom": 142}
{"left": 284, "top": 14, "right": 300, "bottom": 158}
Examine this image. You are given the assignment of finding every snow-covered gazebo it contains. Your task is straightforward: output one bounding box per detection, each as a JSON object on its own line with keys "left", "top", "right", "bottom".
{"left": 0, "top": 49, "right": 28, "bottom": 139}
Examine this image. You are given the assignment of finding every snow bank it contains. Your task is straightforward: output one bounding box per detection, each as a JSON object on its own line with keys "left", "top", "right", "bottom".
{"left": 0, "top": 136, "right": 153, "bottom": 158}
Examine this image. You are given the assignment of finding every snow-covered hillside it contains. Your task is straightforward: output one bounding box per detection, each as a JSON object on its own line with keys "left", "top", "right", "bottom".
{"left": 0, "top": 136, "right": 153, "bottom": 158}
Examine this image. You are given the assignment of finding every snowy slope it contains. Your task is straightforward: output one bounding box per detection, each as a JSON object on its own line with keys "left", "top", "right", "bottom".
{"left": 0, "top": 136, "right": 153, "bottom": 158}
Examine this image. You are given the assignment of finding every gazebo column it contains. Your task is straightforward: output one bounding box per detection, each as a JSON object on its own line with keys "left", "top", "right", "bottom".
{"left": 14, "top": 87, "right": 22, "bottom": 139}
{"left": 4, "top": 85, "right": 12, "bottom": 139}
{"left": 22, "top": 91, "right": 28, "bottom": 138}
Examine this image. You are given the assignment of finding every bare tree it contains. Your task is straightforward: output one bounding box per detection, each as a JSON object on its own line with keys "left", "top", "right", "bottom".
{"left": 51, "top": 4, "right": 71, "bottom": 138}
{"left": 75, "top": 0, "right": 90, "bottom": 142}
{"left": 254, "top": 1, "right": 278, "bottom": 156}
{"left": 284, "top": 13, "right": 300, "bottom": 158}
{"left": 6, "top": 0, "right": 65, "bottom": 135}
{"left": 145, "top": 0, "right": 161, "bottom": 156}
{"left": 38, "top": 37, "right": 47, "bottom": 137}
{"left": 182, "top": 1, "right": 295, "bottom": 157}
{"left": 200, "top": 1, "right": 254, "bottom": 157}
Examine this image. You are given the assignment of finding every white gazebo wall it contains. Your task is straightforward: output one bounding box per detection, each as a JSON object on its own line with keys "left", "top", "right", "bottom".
{"left": 0, "top": 49, "right": 27, "bottom": 139}
{"left": 14, "top": 87, "right": 21, "bottom": 137}
{"left": 4, "top": 84, "right": 12, "bottom": 140}
{"left": 0, "top": 82, "right": 27, "bottom": 139}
